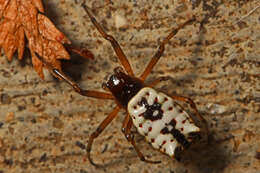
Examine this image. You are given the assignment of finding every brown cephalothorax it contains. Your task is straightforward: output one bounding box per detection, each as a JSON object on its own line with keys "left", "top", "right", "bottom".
{"left": 40, "top": 2, "right": 208, "bottom": 167}
{"left": 106, "top": 67, "right": 144, "bottom": 107}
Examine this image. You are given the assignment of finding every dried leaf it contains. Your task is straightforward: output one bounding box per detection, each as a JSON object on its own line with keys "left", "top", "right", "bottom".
{"left": 38, "top": 14, "right": 71, "bottom": 44}
{"left": 32, "top": 0, "right": 44, "bottom": 13}
{"left": 0, "top": 0, "right": 9, "bottom": 18}
{"left": 0, "top": 0, "right": 93, "bottom": 79}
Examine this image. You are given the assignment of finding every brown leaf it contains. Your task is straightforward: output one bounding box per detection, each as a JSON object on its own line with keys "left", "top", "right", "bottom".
{"left": 31, "top": 51, "right": 44, "bottom": 79}
{"left": 37, "top": 14, "right": 71, "bottom": 44}
{"left": 1, "top": 20, "right": 17, "bottom": 61}
{"left": 0, "top": 0, "right": 10, "bottom": 18}
{"left": 16, "top": 26, "right": 25, "bottom": 60}
{"left": 4, "top": 0, "right": 18, "bottom": 20}
{"left": 32, "top": 0, "right": 44, "bottom": 13}
{"left": 0, "top": 0, "right": 93, "bottom": 79}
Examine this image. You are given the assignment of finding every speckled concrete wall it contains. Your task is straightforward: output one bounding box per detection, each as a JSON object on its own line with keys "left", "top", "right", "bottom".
{"left": 0, "top": 0, "right": 259, "bottom": 173}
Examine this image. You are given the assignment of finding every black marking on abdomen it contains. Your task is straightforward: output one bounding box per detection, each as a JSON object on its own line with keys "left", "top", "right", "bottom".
{"left": 161, "top": 124, "right": 190, "bottom": 149}
{"left": 136, "top": 95, "right": 192, "bottom": 149}
{"left": 171, "top": 129, "right": 190, "bottom": 149}
{"left": 138, "top": 97, "right": 163, "bottom": 121}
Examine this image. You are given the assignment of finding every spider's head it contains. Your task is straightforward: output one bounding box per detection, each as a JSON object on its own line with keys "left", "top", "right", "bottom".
{"left": 105, "top": 67, "right": 144, "bottom": 107}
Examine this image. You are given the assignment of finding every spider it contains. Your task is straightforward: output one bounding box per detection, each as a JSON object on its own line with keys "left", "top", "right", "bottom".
{"left": 39, "top": 3, "right": 208, "bottom": 167}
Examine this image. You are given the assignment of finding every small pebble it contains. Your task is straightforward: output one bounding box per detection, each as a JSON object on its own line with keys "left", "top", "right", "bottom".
{"left": 5, "top": 112, "right": 15, "bottom": 122}
{"left": 206, "top": 103, "right": 226, "bottom": 114}
{"left": 115, "top": 14, "right": 127, "bottom": 29}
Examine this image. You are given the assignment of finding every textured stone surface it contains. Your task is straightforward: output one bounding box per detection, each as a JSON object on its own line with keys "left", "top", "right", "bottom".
{"left": 0, "top": 0, "right": 259, "bottom": 173}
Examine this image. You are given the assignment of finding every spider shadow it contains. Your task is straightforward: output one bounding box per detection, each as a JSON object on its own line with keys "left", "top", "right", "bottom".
{"left": 88, "top": 134, "right": 231, "bottom": 172}
{"left": 170, "top": 27, "right": 231, "bottom": 173}
{"left": 156, "top": 80, "right": 231, "bottom": 173}
{"left": 178, "top": 134, "right": 232, "bottom": 173}
{"left": 148, "top": 69, "right": 231, "bottom": 172}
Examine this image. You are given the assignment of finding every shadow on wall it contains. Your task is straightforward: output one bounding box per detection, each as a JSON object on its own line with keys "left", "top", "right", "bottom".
{"left": 179, "top": 134, "right": 232, "bottom": 173}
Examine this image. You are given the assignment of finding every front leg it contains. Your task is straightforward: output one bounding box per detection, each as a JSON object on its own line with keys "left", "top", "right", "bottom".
{"left": 35, "top": 53, "right": 114, "bottom": 100}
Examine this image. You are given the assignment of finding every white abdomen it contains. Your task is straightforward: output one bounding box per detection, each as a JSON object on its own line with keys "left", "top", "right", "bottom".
{"left": 127, "top": 87, "right": 200, "bottom": 158}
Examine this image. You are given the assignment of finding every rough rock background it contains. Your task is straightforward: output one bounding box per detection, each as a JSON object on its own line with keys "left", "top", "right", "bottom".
{"left": 0, "top": 0, "right": 259, "bottom": 173}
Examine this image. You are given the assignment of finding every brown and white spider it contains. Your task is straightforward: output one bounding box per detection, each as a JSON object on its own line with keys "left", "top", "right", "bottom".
{"left": 39, "top": 3, "right": 208, "bottom": 167}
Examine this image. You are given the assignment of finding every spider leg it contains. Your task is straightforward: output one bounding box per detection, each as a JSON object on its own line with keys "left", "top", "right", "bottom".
{"left": 87, "top": 106, "right": 121, "bottom": 167}
{"left": 140, "top": 18, "right": 195, "bottom": 81}
{"left": 36, "top": 53, "right": 114, "bottom": 99}
{"left": 121, "top": 114, "right": 161, "bottom": 164}
{"left": 82, "top": 4, "right": 134, "bottom": 76}
{"left": 52, "top": 69, "right": 114, "bottom": 99}
{"left": 170, "top": 95, "right": 209, "bottom": 140}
